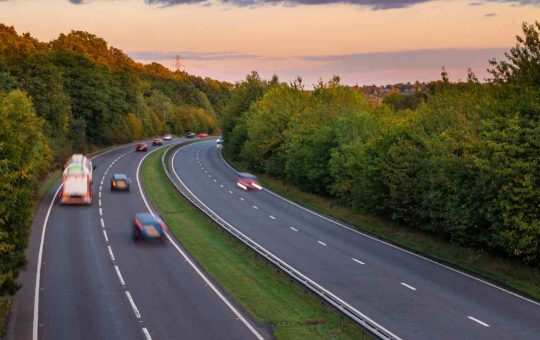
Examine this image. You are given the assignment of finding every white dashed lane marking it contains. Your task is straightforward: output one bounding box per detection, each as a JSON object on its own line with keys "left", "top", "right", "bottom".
{"left": 468, "top": 316, "right": 490, "bottom": 327}
{"left": 352, "top": 258, "right": 365, "bottom": 265}
{"left": 107, "top": 245, "right": 115, "bottom": 262}
{"left": 102, "top": 230, "right": 109, "bottom": 242}
{"left": 125, "top": 291, "right": 141, "bottom": 318}
{"left": 220, "top": 184, "right": 224, "bottom": 188}
{"left": 290, "top": 227, "right": 298, "bottom": 231}
{"left": 114, "top": 265, "right": 125, "bottom": 286}
{"left": 252, "top": 206, "right": 258, "bottom": 210}
{"left": 229, "top": 190, "right": 233, "bottom": 194}
{"left": 240, "top": 197, "right": 245, "bottom": 201}
{"left": 400, "top": 282, "right": 416, "bottom": 291}
{"left": 269, "top": 215, "right": 276, "bottom": 220}
{"left": 318, "top": 241, "right": 327, "bottom": 246}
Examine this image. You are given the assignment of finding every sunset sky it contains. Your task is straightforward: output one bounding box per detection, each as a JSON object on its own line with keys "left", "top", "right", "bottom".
{"left": 1, "top": 0, "right": 539, "bottom": 85}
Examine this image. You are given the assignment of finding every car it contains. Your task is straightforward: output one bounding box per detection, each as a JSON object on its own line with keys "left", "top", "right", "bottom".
{"left": 152, "top": 138, "right": 163, "bottom": 146}
{"left": 111, "top": 173, "right": 130, "bottom": 191}
{"left": 133, "top": 213, "right": 168, "bottom": 242}
{"left": 163, "top": 134, "right": 172, "bottom": 141}
{"left": 199, "top": 133, "right": 208, "bottom": 138}
{"left": 216, "top": 138, "right": 223, "bottom": 144}
{"left": 135, "top": 143, "right": 148, "bottom": 152}
{"left": 185, "top": 131, "right": 196, "bottom": 138}
{"left": 236, "top": 172, "right": 262, "bottom": 191}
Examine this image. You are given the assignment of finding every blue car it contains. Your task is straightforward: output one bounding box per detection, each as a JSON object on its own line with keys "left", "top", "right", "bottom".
{"left": 133, "top": 213, "right": 168, "bottom": 242}
{"left": 111, "top": 173, "right": 130, "bottom": 191}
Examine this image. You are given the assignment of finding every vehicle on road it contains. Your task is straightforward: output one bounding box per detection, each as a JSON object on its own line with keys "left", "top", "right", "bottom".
{"left": 185, "top": 131, "right": 196, "bottom": 138}
{"left": 236, "top": 172, "right": 262, "bottom": 191}
{"left": 135, "top": 143, "right": 148, "bottom": 152}
{"left": 60, "top": 174, "right": 92, "bottom": 205}
{"left": 199, "top": 133, "right": 208, "bottom": 138}
{"left": 152, "top": 138, "right": 163, "bottom": 146}
{"left": 63, "top": 154, "right": 93, "bottom": 183}
{"left": 111, "top": 173, "right": 130, "bottom": 191}
{"left": 133, "top": 213, "right": 168, "bottom": 242}
{"left": 216, "top": 138, "right": 223, "bottom": 144}
{"left": 163, "top": 133, "right": 172, "bottom": 140}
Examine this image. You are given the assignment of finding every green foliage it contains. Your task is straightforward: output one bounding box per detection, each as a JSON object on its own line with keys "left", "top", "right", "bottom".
{"left": 0, "top": 23, "right": 229, "bottom": 300}
{"left": 223, "top": 22, "right": 540, "bottom": 267}
{"left": 0, "top": 91, "right": 50, "bottom": 295}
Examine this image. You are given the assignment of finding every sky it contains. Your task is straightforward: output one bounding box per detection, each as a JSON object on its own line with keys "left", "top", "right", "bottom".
{"left": 0, "top": 0, "right": 539, "bottom": 86}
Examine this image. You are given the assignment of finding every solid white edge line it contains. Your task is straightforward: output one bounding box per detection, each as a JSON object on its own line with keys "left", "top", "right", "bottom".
{"left": 125, "top": 291, "right": 141, "bottom": 318}
{"left": 318, "top": 241, "right": 327, "bottom": 246}
{"left": 33, "top": 143, "right": 138, "bottom": 340}
{"left": 115, "top": 265, "right": 125, "bottom": 286}
{"left": 137, "top": 144, "right": 265, "bottom": 340}
{"left": 468, "top": 316, "right": 490, "bottom": 327}
{"left": 171, "top": 144, "right": 399, "bottom": 339}
{"left": 352, "top": 258, "right": 365, "bottom": 265}
{"left": 217, "top": 147, "right": 540, "bottom": 307}
{"left": 400, "top": 282, "right": 416, "bottom": 291}
{"left": 32, "top": 185, "right": 62, "bottom": 340}
{"left": 142, "top": 327, "right": 152, "bottom": 340}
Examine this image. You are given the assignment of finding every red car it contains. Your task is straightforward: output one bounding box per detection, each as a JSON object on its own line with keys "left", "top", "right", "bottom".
{"left": 135, "top": 143, "right": 148, "bottom": 152}
{"left": 152, "top": 138, "right": 163, "bottom": 146}
{"left": 236, "top": 173, "right": 262, "bottom": 191}
{"left": 199, "top": 133, "right": 208, "bottom": 138}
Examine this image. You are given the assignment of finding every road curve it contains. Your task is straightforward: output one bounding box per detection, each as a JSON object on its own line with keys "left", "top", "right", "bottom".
{"left": 9, "top": 139, "right": 265, "bottom": 340}
{"left": 171, "top": 140, "right": 540, "bottom": 340}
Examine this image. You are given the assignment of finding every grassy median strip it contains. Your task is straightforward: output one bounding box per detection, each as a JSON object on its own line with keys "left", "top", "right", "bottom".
{"left": 237, "top": 169, "right": 540, "bottom": 302}
{"left": 142, "top": 147, "right": 371, "bottom": 340}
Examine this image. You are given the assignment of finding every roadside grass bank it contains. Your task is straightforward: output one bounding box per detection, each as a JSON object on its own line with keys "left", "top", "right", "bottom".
{"left": 142, "top": 147, "right": 371, "bottom": 340}
{"left": 225, "top": 156, "right": 540, "bottom": 302}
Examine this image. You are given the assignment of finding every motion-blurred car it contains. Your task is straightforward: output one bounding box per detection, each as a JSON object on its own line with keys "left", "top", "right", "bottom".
{"left": 216, "top": 138, "right": 223, "bottom": 144}
{"left": 236, "top": 172, "right": 262, "bottom": 191}
{"left": 163, "top": 134, "right": 172, "bottom": 141}
{"left": 111, "top": 173, "right": 130, "bottom": 191}
{"left": 152, "top": 138, "right": 163, "bottom": 146}
{"left": 185, "top": 131, "right": 196, "bottom": 138}
{"left": 199, "top": 133, "right": 208, "bottom": 138}
{"left": 135, "top": 143, "right": 148, "bottom": 152}
{"left": 133, "top": 213, "right": 168, "bottom": 242}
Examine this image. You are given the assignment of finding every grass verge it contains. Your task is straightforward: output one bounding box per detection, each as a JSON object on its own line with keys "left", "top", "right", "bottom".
{"left": 142, "top": 147, "right": 371, "bottom": 340}
{"left": 225, "top": 157, "right": 540, "bottom": 302}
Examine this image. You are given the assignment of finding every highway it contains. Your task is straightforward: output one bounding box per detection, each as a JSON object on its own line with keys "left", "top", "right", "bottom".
{"left": 8, "top": 139, "right": 265, "bottom": 340}
{"left": 171, "top": 140, "right": 540, "bottom": 340}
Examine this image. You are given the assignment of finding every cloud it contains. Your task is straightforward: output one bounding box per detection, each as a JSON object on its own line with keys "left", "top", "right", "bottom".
{"left": 67, "top": 0, "right": 540, "bottom": 9}
{"left": 129, "top": 50, "right": 278, "bottom": 61}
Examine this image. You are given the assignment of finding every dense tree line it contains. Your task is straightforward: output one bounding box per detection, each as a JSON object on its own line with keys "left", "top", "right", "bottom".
{"left": 0, "top": 25, "right": 230, "bottom": 298}
{"left": 222, "top": 22, "right": 540, "bottom": 267}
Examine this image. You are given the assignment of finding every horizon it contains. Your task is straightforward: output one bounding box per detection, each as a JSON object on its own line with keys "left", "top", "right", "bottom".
{"left": 1, "top": 0, "right": 539, "bottom": 85}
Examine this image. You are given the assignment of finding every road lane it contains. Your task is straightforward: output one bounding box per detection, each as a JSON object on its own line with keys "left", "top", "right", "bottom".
{"left": 14, "top": 139, "right": 264, "bottom": 340}
{"left": 172, "top": 140, "right": 540, "bottom": 340}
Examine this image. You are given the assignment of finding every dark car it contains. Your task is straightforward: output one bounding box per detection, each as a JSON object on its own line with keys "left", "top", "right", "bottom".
{"left": 152, "top": 138, "right": 163, "bottom": 146}
{"left": 133, "top": 213, "right": 168, "bottom": 242}
{"left": 185, "top": 131, "right": 196, "bottom": 138}
{"left": 236, "top": 172, "right": 262, "bottom": 191}
{"left": 135, "top": 143, "right": 148, "bottom": 152}
{"left": 111, "top": 173, "right": 130, "bottom": 191}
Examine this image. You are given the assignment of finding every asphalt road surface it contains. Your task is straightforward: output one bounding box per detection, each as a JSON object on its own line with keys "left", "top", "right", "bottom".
{"left": 9, "top": 139, "right": 265, "bottom": 340}
{"left": 171, "top": 140, "right": 540, "bottom": 340}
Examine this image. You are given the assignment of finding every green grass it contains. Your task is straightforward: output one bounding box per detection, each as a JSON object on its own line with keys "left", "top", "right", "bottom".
{"left": 141, "top": 147, "right": 371, "bottom": 340}
{"left": 225, "top": 159, "right": 540, "bottom": 302}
